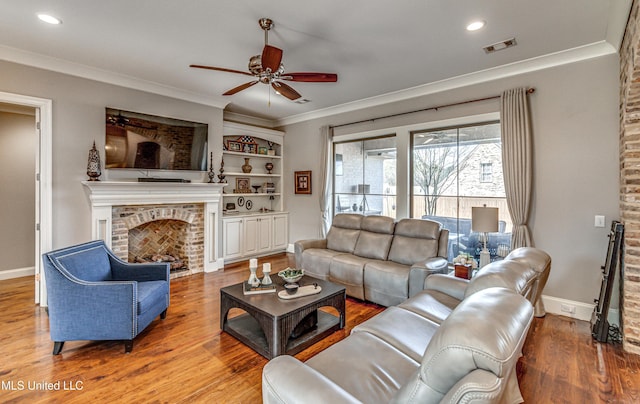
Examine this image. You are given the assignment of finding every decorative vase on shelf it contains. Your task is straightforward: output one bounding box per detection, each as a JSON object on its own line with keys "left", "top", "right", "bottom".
{"left": 86, "top": 141, "right": 101, "bottom": 181}
{"left": 242, "top": 158, "right": 253, "bottom": 173}
{"left": 265, "top": 162, "right": 274, "bottom": 174}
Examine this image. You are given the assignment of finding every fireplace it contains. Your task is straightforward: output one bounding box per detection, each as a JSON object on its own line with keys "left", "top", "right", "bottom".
{"left": 111, "top": 203, "right": 205, "bottom": 278}
{"left": 82, "top": 181, "right": 226, "bottom": 273}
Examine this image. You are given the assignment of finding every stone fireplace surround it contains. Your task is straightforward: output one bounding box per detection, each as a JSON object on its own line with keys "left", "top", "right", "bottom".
{"left": 82, "top": 181, "right": 226, "bottom": 273}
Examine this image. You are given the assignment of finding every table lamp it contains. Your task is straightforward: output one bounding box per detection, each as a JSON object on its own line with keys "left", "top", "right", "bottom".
{"left": 472, "top": 206, "right": 499, "bottom": 268}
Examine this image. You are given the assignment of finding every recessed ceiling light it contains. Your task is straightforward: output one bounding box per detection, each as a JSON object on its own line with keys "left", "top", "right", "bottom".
{"left": 466, "top": 20, "right": 485, "bottom": 31}
{"left": 37, "top": 14, "right": 62, "bottom": 25}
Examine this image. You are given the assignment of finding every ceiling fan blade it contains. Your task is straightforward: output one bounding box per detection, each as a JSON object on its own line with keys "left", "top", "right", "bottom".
{"left": 281, "top": 72, "right": 338, "bottom": 82}
{"left": 189, "top": 64, "right": 254, "bottom": 77}
{"left": 261, "top": 45, "right": 283, "bottom": 72}
{"left": 272, "top": 81, "right": 302, "bottom": 101}
{"left": 223, "top": 81, "right": 259, "bottom": 96}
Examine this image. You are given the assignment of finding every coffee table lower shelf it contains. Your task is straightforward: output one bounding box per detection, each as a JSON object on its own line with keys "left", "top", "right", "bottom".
{"left": 224, "top": 310, "right": 341, "bottom": 358}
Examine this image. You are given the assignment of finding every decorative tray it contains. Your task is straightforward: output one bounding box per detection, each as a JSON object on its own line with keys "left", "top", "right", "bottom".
{"left": 277, "top": 284, "right": 322, "bottom": 300}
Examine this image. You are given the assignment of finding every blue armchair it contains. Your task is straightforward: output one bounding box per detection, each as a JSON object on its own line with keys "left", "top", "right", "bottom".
{"left": 42, "top": 240, "right": 170, "bottom": 354}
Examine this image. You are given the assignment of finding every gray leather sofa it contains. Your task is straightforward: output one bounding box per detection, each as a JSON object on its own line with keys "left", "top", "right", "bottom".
{"left": 262, "top": 249, "right": 549, "bottom": 403}
{"left": 262, "top": 287, "right": 533, "bottom": 404}
{"left": 295, "top": 214, "right": 449, "bottom": 306}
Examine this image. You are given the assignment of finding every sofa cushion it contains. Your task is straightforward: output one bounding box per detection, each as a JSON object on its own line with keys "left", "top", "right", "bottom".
{"left": 464, "top": 260, "right": 537, "bottom": 300}
{"left": 387, "top": 219, "right": 441, "bottom": 265}
{"left": 353, "top": 216, "right": 395, "bottom": 260}
{"left": 136, "top": 280, "right": 169, "bottom": 315}
{"left": 55, "top": 244, "right": 112, "bottom": 282}
{"left": 301, "top": 249, "right": 345, "bottom": 280}
{"left": 329, "top": 254, "right": 370, "bottom": 300}
{"left": 505, "top": 246, "right": 551, "bottom": 275}
{"left": 363, "top": 260, "right": 412, "bottom": 307}
{"left": 305, "top": 331, "right": 418, "bottom": 403}
{"left": 398, "top": 289, "right": 461, "bottom": 325}
{"left": 351, "top": 306, "right": 440, "bottom": 362}
{"left": 326, "top": 214, "right": 363, "bottom": 253}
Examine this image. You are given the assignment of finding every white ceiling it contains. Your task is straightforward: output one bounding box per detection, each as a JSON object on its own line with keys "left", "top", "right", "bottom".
{"left": 0, "top": 1, "right": 631, "bottom": 125}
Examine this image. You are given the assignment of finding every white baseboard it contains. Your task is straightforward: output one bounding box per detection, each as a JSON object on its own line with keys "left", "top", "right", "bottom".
{"left": 0, "top": 266, "right": 35, "bottom": 281}
{"left": 287, "top": 244, "right": 295, "bottom": 254}
{"left": 541, "top": 295, "right": 594, "bottom": 322}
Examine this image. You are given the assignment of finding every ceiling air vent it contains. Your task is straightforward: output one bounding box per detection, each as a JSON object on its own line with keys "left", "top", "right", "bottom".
{"left": 483, "top": 37, "right": 517, "bottom": 54}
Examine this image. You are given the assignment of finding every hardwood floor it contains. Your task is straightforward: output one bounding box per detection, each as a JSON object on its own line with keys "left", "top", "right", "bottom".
{"left": 0, "top": 253, "right": 638, "bottom": 403}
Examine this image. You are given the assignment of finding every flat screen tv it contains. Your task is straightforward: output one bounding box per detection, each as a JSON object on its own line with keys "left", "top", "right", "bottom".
{"left": 105, "top": 108, "right": 208, "bottom": 171}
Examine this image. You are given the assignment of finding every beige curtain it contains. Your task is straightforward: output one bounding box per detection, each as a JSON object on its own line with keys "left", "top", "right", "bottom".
{"left": 319, "top": 125, "right": 334, "bottom": 237}
{"left": 501, "top": 88, "right": 532, "bottom": 248}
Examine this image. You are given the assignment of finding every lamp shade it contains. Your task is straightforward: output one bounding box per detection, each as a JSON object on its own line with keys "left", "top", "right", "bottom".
{"left": 472, "top": 206, "right": 499, "bottom": 233}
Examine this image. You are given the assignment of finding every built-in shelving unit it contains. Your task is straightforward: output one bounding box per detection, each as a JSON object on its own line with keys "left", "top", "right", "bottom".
{"left": 221, "top": 121, "right": 288, "bottom": 263}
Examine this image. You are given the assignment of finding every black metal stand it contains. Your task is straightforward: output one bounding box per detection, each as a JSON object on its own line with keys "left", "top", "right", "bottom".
{"left": 591, "top": 221, "right": 624, "bottom": 343}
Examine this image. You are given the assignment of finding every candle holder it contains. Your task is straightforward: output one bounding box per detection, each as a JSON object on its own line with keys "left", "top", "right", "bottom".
{"left": 217, "top": 158, "right": 226, "bottom": 183}
{"left": 261, "top": 263, "right": 272, "bottom": 285}
{"left": 248, "top": 259, "right": 260, "bottom": 287}
{"left": 207, "top": 152, "right": 216, "bottom": 183}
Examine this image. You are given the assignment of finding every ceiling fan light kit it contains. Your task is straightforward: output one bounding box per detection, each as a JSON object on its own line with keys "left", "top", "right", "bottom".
{"left": 190, "top": 17, "right": 337, "bottom": 101}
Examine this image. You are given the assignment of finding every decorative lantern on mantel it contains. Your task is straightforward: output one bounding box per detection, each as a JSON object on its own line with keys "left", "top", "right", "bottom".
{"left": 86, "top": 141, "right": 101, "bottom": 181}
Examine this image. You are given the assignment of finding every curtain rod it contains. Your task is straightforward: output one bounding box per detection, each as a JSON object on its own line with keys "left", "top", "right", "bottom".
{"left": 329, "top": 88, "right": 535, "bottom": 130}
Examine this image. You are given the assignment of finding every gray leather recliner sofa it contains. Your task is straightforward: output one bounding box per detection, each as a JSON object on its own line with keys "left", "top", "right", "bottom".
{"left": 262, "top": 287, "right": 533, "bottom": 404}
{"left": 295, "top": 214, "right": 449, "bottom": 306}
{"left": 262, "top": 248, "right": 550, "bottom": 403}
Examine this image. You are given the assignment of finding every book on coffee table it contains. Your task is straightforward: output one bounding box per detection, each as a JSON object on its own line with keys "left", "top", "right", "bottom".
{"left": 243, "top": 281, "right": 277, "bottom": 295}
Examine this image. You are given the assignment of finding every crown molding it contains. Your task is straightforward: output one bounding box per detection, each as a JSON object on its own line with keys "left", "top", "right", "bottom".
{"left": 0, "top": 45, "right": 229, "bottom": 109}
{"left": 276, "top": 41, "right": 617, "bottom": 127}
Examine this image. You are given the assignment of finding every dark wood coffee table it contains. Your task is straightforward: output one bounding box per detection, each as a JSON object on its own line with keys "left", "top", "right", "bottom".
{"left": 220, "top": 276, "right": 346, "bottom": 359}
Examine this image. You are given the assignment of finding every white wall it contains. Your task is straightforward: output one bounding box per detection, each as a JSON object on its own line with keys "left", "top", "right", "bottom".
{"left": 0, "top": 60, "right": 224, "bottom": 250}
{"left": 282, "top": 54, "right": 620, "bottom": 306}
{"left": 0, "top": 110, "right": 36, "bottom": 272}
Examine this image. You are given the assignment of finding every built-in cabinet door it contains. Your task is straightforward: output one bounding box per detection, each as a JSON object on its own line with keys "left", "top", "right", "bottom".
{"left": 222, "top": 217, "right": 243, "bottom": 260}
{"left": 244, "top": 217, "right": 260, "bottom": 256}
{"left": 257, "top": 217, "right": 272, "bottom": 253}
{"left": 272, "top": 214, "right": 289, "bottom": 250}
{"left": 245, "top": 216, "right": 272, "bottom": 255}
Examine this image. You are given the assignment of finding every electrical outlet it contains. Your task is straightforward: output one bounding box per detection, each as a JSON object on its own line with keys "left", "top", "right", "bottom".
{"left": 561, "top": 303, "right": 576, "bottom": 314}
{"left": 595, "top": 215, "right": 605, "bottom": 228}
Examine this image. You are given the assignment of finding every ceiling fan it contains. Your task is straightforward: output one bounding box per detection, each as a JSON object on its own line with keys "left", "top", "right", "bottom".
{"left": 190, "top": 18, "right": 337, "bottom": 101}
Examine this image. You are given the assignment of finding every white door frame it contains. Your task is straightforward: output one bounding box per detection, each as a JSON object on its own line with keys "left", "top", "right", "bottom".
{"left": 0, "top": 91, "right": 52, "bottom": 306}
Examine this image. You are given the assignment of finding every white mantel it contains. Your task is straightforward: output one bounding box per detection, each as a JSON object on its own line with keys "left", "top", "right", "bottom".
{"left": 82, "top": 181, "right": 227, "bottom": 272}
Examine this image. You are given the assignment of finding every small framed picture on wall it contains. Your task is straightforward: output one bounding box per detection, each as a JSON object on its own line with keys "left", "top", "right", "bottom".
{"left": 295, "top": 171, "right": 312, "bottom": 194}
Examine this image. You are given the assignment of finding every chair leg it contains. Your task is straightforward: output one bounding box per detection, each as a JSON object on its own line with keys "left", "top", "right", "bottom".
{"left": 53, "top": 341, "right": 64, "bottom": 355}
{"left": 124, "top": 340, "right": 133, "bottom": 353}
{"left": 160, "top": 309, "right": 168, "bottom": 319}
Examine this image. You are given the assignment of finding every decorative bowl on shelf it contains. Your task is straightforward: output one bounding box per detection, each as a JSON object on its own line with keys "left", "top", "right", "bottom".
{"left": 278, "top": 268, "right": 304, "bottom": 284}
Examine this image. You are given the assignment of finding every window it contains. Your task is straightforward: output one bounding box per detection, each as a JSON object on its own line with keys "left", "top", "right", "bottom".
{"left": 480, "top": 162, "right": 493, "bottom": 182}
{"left": 333, "top": 136, "right": 396, "bottom": 218}
{"left": 411, "top": 122, "right": 511, "bottom": 262}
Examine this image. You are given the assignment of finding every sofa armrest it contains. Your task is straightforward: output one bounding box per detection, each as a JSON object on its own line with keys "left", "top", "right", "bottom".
{"left": 262, "top": 356, "right": 361, "bottom": 404}
{"left": 423, "top": 273, "right": 469, "bottom": 301}
{"left": 108, "top": 254, "right": 170, "bottom": 282}
{"left": 408, "top": 257, "right": 449, "bottom": 297}
{"left": 294, "top": 239, "right": 328, "bottom": 268}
